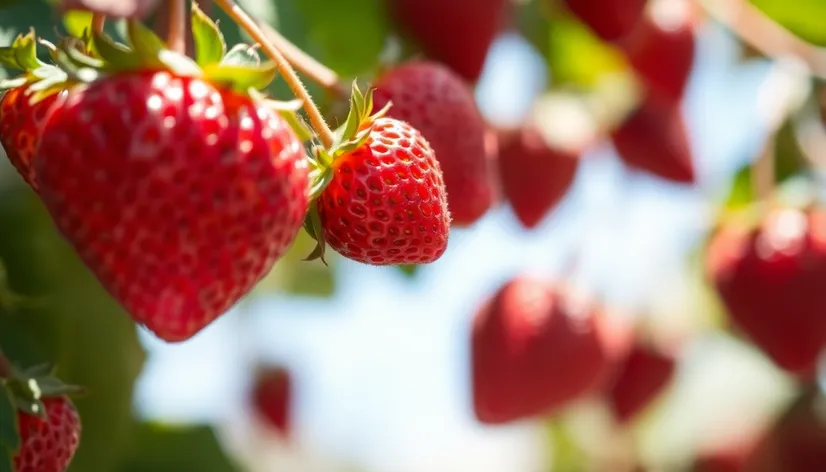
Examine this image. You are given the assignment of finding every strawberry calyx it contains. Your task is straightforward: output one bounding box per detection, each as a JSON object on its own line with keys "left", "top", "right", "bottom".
{"left": 299, "top": 81, "right": 393, "bottom": 264}
{"left": 0, "top": 30, "right": 73, "bottom": 104}
{"left": 51, "top": 3, "right": 279, "bottom": 96}
{"left": 0, "top": 360, "right": 86, "bottom": 421}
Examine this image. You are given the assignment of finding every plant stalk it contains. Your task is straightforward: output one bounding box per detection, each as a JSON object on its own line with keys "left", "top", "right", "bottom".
{"left": 167, "top": 0, "right": 187, "bottom": 55}
{"left": 214, "top": 0, "right": 336, "bottom": 148}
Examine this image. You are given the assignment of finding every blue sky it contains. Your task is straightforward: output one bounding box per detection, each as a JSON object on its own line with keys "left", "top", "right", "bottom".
{"left": 132, "top": 20, "right": 789, "bottom": 472}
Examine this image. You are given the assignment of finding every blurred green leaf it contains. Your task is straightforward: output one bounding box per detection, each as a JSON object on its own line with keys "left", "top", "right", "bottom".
{"left": 293, "top": 0, "right": 388, "bottom": 77}
{"left": 62, "top": 10, "right": 94, "bottom": 38}
{"left": 395, "top": 264, "right": 419, "bottom": 279}
{"left": 0, "top": 0, "right": 58, "bottom": 80}
{"left": 723, "top": 164, "right": 755, "bottom": 212}
{"left": 0, "top": 388, "right": 19, "bottom": 452}
{"left": 547, "top": 16, "right": 629, "bottom": 88}
{"left": 118, "top": 423, "right": 240, "bottom": 472}
{"left": 545, "top": 418, "right": 588, "bottom": 472}
{"left": 751, "top": 0, "right": 826, "bottom": 46}
{"left": 0, "top": 189, "right": 146, "bottom": 472}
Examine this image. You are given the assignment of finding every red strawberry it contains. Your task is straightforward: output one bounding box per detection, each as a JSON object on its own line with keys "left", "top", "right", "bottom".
{"left": 706, "top": 206, "right": 826, "bottom": 376}
{"left": 561, "top": 0, "right": 648, "bottom": 42}
{"left": 0, "top": 86, "right": 67, "bottom": 192}
{"left": 317, "top": 117, "right": 450, "bottom": 265}
{"left": 35, "top": 71, "right": 310, "bottom": 342}
{"left": 497, "top": 126, "right": 580, "bottom": 229}
{"left": 472, "top": 275, "right": 631, "bottom": 424}
{"left": 605, "top": 343, "right": 676, "bottom": 423}
{"left": 611, "top": 96, "right": 695, "bottom": 183}
{"left": 389, "top": 0, "right": 506, "bottom": 82}
{"left": 251, "top": 366, "right": 292, "bottom": 437}
{"left": 13, "top": 397, "right": 81, "bottom": 472}
{"left": 618, "top": 1, "right": 696, "bottom": 103}
{"left": 372, "top": 61, "right": 495, "bottom": 226}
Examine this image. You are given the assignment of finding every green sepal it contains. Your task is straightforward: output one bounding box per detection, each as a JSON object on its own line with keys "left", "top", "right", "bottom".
{"left": 222, "top": 44, "right": 262, "bottom": 67}
{"left": 395, "top": 264, "right": 420, "bottom": 278}
{"left": 11, "top": 30, "right": 45, "bottom": 72}
{"left": 202, "top": 61, "right": 276, "bottom": 93}
{"left": 328, "top": 80, "right": 391, "bottom": 162}
{"left": 264, "top": 98, "right": 315, "bottom": 142}
{"left": 302, "top": 204, "right": 328, "bottom": 265}
{"left": 2, "top": 362, "right": 87, "bottom": 420}
{"left": 91, "top": 28, "right": 144, "bottom": 71}
{"left": 191, "top": 1, "right": 227, "bottom": 67}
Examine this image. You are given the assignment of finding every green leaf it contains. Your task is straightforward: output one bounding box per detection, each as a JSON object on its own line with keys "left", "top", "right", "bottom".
{"left": 11, "top": 31, "right": 42, "bottom": 72}
{"left": 117, "top": 423, "right": 241, "bottom": 472}
{"left": 0, "top": 451, "right": 11, "bottom": 472}
{"left": 773, "top": 117, "right": 809, "bottom": 182}
{"left": 293, "top": 0, "right": 388, "bottom": 77}
{"left": 0, "top": 388, "right": 19, "bottom": 452}
{"left": 62, "top": 10, "right": 94, "bottom": 39}
{"left": 547, "top": 16, "right": 630, "bottom": 88}
{"left": 191, "top": 1, "right": 226, "bottom": 67}
{"left": 395, "top": 264, "right": 419, "bottom": 278}
{"left": 750, "top": 0, "right": 826, "bottom": 47}
{"left": 124, "top": 19, "right": 167, "bottom": 68}
{"left": 723, "top": 164, "right": 754, "bottom": 212}
{"left": 202, "top": 62, "right": 277, "bottom": 93}
{"left": 546, "top": 419, "right": 589, "bottom": 472}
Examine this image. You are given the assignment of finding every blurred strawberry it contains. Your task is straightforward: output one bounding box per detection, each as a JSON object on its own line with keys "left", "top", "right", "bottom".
{"left": 497, "top": 126, "right": 580, "bottom": 229}
{"left": 562, "top": 0, "right": 648, "bottom": 42}
{"left": 472, "top": 275, "right": 631, "bottom": 424}
{"left": 611, "top": 95, "right": 695, "bottom": 183}
{"left": 707, "top": 206, "right": 826, "bottom": 376}
{"left": 605, "top": 343, "right": 676, "bottom": 423}
{"left": 618, "top": 0, "right": 696, "bottom": 103}
{"left": 251, "top": 366, "right": 292, "bottom": 437}
{"left": 389, "top": 0, "right": 507, "bottom": 82}
{"left": 373, "top": 61, "right": 495, "bottom": 226}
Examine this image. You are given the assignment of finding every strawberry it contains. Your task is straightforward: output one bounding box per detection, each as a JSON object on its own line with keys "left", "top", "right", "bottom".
{"left": 497, "top": 126, "right": 580, "bottom": 229}
{"left": 316, "top": 116, "right": 450, "bottom": 265}
{"left": 372, "top": 61, "right": 495, "bottom": 226}
{"left": 706, "top": 206, "right": 826, "bottom": 376}
{"left": 33, "top": 15, "right": 310, "bottom": 342}
{"left": 0, "top": 86, "right": 67, "bottom": 192}
{"left": 611, "top": 95, "right": 695, "bottom": 183}
{"left": 562, "top": 0, "right": 648, "bottom": 42}
{"left": 618, "top": 0, "right": 696, "bottom": 104}
{"left": 250, "top": 366, "right": 292, "bottom": 437}
{"left": 389, "top": 0, "right": 506, "bottom": 82}
{"left": 605, "top": 343, "right": 676, "bottom": 423}
{"left": 472, "top": 275, "right": 630, "bottom": 424}
{"left": 13, "top": 397, "right": 81, "bottom": 472}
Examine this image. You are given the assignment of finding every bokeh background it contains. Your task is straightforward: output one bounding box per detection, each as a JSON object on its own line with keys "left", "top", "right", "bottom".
{"left": 2, "top": 0, "right": 826, "bottom": 471}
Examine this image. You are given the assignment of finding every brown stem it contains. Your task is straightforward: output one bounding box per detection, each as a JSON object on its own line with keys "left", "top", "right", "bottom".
{"left": 91, "top": 13, "right": 105, "bottom": 36}
{"left": 258, "top": 22, "right": 346, "bottom": 98}
{"left": 0, "top": 349, "right": 12, "bottom": 379}
{"left": 214, "top": 0, "right": 336, "bottom": 148}
{"left": 167, "top": 0, "right": 187, "bottom": 55}
{"left": 700, "top": 0, "right": 826, "bottom": 79}
{"left": 752, "top": 133, "right": 776, "bottom": 202}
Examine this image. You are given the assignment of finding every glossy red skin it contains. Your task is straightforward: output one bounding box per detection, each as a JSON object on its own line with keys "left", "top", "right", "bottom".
{"left": 35, "top": 71, "right": 310, "bottom": 342}
{"left": 318, "top": 117, "right": 450, "bottom": 265}
{"left": 252, "top": 367, "right": 292, "bottom": 437}
{"left": 619, "top": 12, "right": 696, "bottom": 104}
{"left": 390, "top": 0, "right": 506, "bottom": 82}
{"left": 373, "top": 61, "right": 494, "bottom": 227}
{"left": 606, "top": 344, "right": 675, "bottom": 423}
{"left": 497, "top": 127, "right": 579, "bottom": 229}
{"left": 611, "top": 97, "right": 695, "bottom": 183}
{"left": 14, "top": 397, "right": 81, "bottom": 472}
{"left": 562, "top": 0, "right": 648, "bottom": 42}
{"left": 0, "top": 86, "right": 67, "bottom": 192}
{"left": 472, "top": 276, "right": 630, "bottom": 425}
{"left": 707, "top": 207, "right": 826, "bottom": 376}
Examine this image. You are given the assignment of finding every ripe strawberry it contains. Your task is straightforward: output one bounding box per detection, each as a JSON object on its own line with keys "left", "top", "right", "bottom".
{"left": 372, "top": 61, "right": 495, "bottom": 226}
{"left": 706, "top": 206, "right": 826, "bottom": 375}
{"left": 611, "top": 96, "right": 695, "bottom": 183}
{"left": 13, "top": 397, "right": 81, "bottom": 472}
{"left": 605, "top": 343, "right": 676, "bottom": 423}
{"left": 562, "top": 0, "right": 648, "bottom": 42}
{"left": 0, "top": 86, "right": 67, "bottom": 193}
{"left": 251, "top": 366, "right": 292, "bottom": 437}
{"left": 618, "top": 1, "right": 696, "bottom": 104}
{"left": 497, "top": 126, "right": 580, "bottom": 229}
{"left": 389, "top": 0, "right": 506, "bottom": 82}
{"left": 316, "top": 117, "right": 450, "bottom": 265}
{"left": 35, "top": 71, "right": 310, "bottom": 342}
{"left": 472, "top": 275, "right": 630, "bottom": 424}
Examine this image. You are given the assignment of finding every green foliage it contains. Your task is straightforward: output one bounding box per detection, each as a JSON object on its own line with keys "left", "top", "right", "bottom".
{"left": 546, "top": 16, "right": 630, "bottom": 88}
{"left": 0, "top": 388, "right": 18, "bottom": 471}
{"left": 751, "top": 0, "right": 826, "bottom": 46}
{"left": 117, "top": 423, "right": 241, "bottom": 472}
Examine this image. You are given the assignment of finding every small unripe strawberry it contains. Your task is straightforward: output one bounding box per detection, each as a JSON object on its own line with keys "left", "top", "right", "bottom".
{"left": 13, "top": 397, "right": 81, "bottom": 472}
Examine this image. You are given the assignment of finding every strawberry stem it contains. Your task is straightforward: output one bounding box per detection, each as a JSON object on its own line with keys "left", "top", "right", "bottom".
{"left": 752, "top": 133, "right": 777, "bottom": 203}
{"left": 167, "top": 0, "right": 187, "bottom": 55}
{"left": 698, "top": 0, "right": 826, "bottom": 79}
{"left": 214, "top": 0, "right": 336, "bottom": 149}
{"left": 258, "top": 22, "right": 346, "bottom": 98}
{"left": 91, "top": 13, "right": 105, "bottom": 36}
